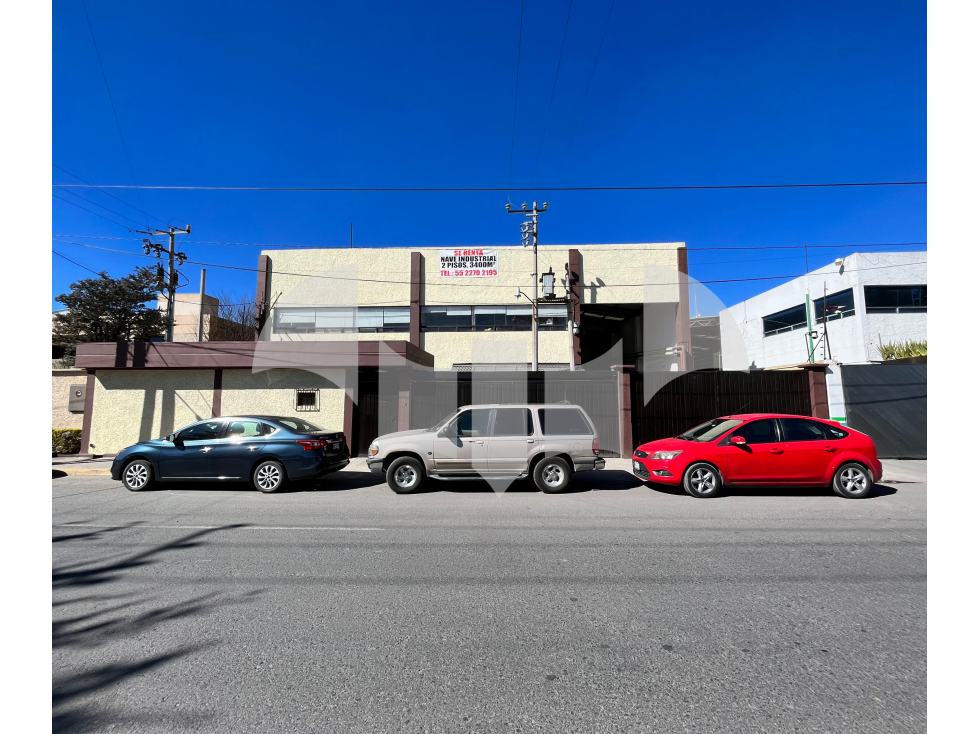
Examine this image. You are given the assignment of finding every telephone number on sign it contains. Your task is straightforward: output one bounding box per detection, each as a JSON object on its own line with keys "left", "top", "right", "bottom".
{"left": 440, "top": 269, "right": 499, "bottom": 277}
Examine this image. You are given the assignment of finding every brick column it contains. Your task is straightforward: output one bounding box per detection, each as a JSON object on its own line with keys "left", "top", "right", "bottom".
{"left": 568, "top": 249, "right": 582, "bottom": 366}
{"left": 612, "top": 365, "right": 635, "bottom": 457}
{"left": 212, "top": 369, "right": 223, "bottom": 417}
{"left": 78, "top": 369, "right": 97, "bottom": 458}
{"left": 806, "top": 365, "right": 830, "bottom": 418}
{"left": 675, "top": 247, "right": 691, "bottom": 371}
{"left": 409, "top": 252, "right": 422, "bottom": 347}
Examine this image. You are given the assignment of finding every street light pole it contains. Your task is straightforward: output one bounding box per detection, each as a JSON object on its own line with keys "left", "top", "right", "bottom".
{"left": 505, "top": 201, "right": 548, "bottom": 371}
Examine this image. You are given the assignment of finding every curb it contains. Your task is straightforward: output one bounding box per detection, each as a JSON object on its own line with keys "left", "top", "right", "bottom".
{"left": 53, "top": 468, "right": 112, "bottom": 476}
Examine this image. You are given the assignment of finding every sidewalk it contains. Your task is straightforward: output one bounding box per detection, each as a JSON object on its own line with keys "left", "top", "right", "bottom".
{"left": 52, "top": 455, "right": 114, "bottom": 476}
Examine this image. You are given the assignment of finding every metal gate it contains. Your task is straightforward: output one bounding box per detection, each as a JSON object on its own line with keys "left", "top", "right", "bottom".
{"left": 631, "top": 370, "right": 812, "bottom": 446}
{"left": 840, "top": 364, "right": 926, "bottom": 459}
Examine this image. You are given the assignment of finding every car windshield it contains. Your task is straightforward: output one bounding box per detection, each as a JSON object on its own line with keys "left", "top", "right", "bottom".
{"left": 428, "top": 411, "right": 459, "bottom": 432}
{"left": 277, "top": 418, "right": 324, "bottom": 432}
{"left": 677, "top": 418, "right": 744, "bottom": 442}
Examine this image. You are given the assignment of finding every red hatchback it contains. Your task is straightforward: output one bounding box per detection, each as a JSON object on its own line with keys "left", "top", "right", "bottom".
{"left": 632, "top": 414, "right": 883, "bottom": 499}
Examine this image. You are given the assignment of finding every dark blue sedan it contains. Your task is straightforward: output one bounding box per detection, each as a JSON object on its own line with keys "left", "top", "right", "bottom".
{"left": 111, "top": 415, "right": 349, "bottom": 493}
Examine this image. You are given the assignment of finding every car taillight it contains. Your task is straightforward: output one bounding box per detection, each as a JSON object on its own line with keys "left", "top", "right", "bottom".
{"left": 296, "top": 439, "right": 326, "bottom": 451}
{"left": 592, "top": 438, "right": 600, "bottom": 456}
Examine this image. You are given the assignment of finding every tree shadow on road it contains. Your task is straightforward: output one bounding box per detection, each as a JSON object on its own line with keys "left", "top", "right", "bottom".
{"left": 52, "top": 523, "right": 263, "bottom": 733}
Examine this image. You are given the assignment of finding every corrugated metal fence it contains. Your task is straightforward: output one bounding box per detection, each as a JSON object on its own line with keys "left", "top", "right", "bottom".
{"left": 839, "top": 364, "right": 926, "bottom": 459}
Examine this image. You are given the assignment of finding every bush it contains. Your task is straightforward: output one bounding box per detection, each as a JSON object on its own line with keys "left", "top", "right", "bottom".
{"left": 878, "top": 339, "right": 927, "bottom": 361}
{"left": 53, "top": 429, "right": 82, "bottom": 455}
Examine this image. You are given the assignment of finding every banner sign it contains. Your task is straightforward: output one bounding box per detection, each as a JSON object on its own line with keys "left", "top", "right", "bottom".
{"left": 439, "top": 249, "right": 499, "bottom": 277}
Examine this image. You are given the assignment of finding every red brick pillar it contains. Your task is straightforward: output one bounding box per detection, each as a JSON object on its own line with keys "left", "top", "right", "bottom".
{"left": 612, "top": 365, "right": 634, "bottom": 458}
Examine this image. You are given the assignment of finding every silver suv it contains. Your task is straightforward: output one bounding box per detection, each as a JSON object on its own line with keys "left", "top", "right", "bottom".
{"left": 366, "top": 404, "right": 605, "bottom": 494}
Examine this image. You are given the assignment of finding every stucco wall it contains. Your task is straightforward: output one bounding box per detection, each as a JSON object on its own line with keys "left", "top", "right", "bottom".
{"left": 89, "top": 370, "right": 215, "bottom": 454}
{"left": 52, "top": 371, "right": 86, "bottom": 429}
{"left": 221, "top": 369, "right": 346, "bottom": 432}
{"left": 420, "top": 331, "right": 570, "bottom": 370}
{"left": 263, "top": 243, "right": 683, "bottom": 309}
{"left": 720, "top": 251, "right": 927, "bottom": 368}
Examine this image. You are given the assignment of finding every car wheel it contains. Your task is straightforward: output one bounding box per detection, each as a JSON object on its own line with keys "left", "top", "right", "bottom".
{"left": 833, "top": 462, "right": 872, "bottom": 499}
{"left": 387, "top": 457, "right": 425, "bottom": 494}
{"left": 253, "top": 460, "right": 286, "bottom": 493}
{"left": 683, "top": 462, "right": 721, "bottom": 498}
{"left": 123, "top": 459, "right": 154, "bottom": 492}
{"left": 534, "top": 456, "right": 571, "bottom": 494}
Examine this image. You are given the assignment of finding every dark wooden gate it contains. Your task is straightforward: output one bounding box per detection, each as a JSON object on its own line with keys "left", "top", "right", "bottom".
{"left": 631, "top": 370, "right": 812, "bottom": 447}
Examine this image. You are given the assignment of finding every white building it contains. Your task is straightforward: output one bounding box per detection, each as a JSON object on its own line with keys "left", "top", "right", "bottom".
{"left": 720, "top": 251, "right": 927, "bottom": 369}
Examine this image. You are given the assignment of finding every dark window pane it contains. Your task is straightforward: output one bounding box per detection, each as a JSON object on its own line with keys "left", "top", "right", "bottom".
{"left": 728, "top": 419, "right": 780, "bottom": 445}
{"left": 814, "top": 288, "right": 855, "bottom": 321}
{"left": 864, "top": 285, "right": 927, "bottom": 312}
{"left": 178, "top": 421, "right": 225, "bottom": 441}
{"left": 447, "top": 409, "right": 492, "bottom": 437}
{"left": 781, "top": 418, "right": 828, "bottom": 442}
{"left": 825, "top": 424, "right": 848, "bottom": 440}
{"left": 538, "top": 408, "right": 592, "bottom": 435}
{"left": 421, "top": 307, "right": 473, "bottom": 329}
{"left": 762, "top": 304, "right": 808, "bottom": 336}
{"left": 492, "top": 408, "right": 533, "bottom": 436}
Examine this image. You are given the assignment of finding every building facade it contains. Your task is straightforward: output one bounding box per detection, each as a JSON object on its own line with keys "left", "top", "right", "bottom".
{"left": 72, "top": 243, "right": 695, "bottom": 456}
{"left": 719, "top": 251, "right": 927, "bottom": 370}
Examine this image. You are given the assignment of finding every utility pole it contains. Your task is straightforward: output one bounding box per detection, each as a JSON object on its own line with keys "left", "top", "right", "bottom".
{"left": 804, "top": 242, "right": 815, "bottom": 363}
{"left": 821, "top": 281, "right": 835, "bottom": 361}
{"left": 350, "top": 223, "right": 353, "bottom": 249}
{"left": 506, "top": 201, "right": 548, "bottom": 371}
{"left": 139, "top": 224, "right": 191, "bottom": 342}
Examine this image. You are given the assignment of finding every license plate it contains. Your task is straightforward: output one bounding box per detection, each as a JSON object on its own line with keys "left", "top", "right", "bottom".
{"left": 331, "top": 443, "right": 340, "bottom": 451}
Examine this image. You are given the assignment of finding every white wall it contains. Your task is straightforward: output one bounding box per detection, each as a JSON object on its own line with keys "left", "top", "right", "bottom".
{"left": 719, "top": 251, "right": 927, "bottom": 368}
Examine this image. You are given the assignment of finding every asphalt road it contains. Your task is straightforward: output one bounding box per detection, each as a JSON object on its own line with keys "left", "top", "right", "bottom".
{"left": 53, "top": 459, "right": 926, "bottom": 734}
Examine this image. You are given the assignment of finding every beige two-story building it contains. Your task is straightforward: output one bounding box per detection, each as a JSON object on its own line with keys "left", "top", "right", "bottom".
{"left": 73, "top": 242, "right": 693, "bottom": 457}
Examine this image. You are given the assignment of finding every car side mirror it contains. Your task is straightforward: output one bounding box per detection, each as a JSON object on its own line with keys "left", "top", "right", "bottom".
{"left": 731, "top": 436, "right": 746, "bottom": 445}
{"left": 171, "top": 434, "right": 182, "bottom": 445}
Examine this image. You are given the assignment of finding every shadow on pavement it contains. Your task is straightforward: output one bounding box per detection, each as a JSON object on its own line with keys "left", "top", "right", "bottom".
{"left": 645, "top": 482, "right": 899, "bottom": 499}
{"left": 52, "top": 523, "right": 263, "bottom": 733}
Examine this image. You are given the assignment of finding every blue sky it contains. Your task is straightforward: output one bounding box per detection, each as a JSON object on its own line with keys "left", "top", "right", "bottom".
{"left": 53, "top": 0, "right": 926, "bottom": 312}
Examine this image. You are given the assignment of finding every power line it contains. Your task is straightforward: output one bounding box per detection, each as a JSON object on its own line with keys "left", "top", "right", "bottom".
{"left": 51, "top": 180, "right": 927, "bottom": 192}
{"left": 529, "top": 0, "right": 574, "bottom": 185}
{"left": 53, "top": 193, "right": 134, "bottom": 231}
{"left": 507, "top": 0, "right": 525, "bottom": 191}
{"left": 53, "top": 249, "right": 105, "bottom": 276}
{"left": 554, "top": 0, "right": 615, "bottom": 184}
{"left": 52, "top": 233, "right": 927, "bottom": 252}
{"left": 54, "top": 164, "right": 174, "bottom": 227}
{"left": 80, "top": 0, "right": 149, "bottom": 227}
{"left": 52, "top": 238, "right": 926, "bottom": 289}
{"left": 54, "top": 186, "right": 147, "bottom": 227}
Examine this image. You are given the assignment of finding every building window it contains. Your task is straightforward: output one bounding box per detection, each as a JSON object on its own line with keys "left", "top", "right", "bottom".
{"left": 421, "top": 304, "right": 568, "bottom": 332}
{"left": 864, "top": 285, "right": 927, "bottom": 313}
{"left": 762, "top": 289, "right": 855, "bottom": 337}
{"left": 762, "top": 304, "right": 809, "bottom": 337}
{"left": 274, "top": 307, "right": 410, "bottom": 334}
{"left": 813, "top": 288, "right": 855, "bottom": 322}
{"left": 296, "top": 388, "right": 320, "bottom": 412}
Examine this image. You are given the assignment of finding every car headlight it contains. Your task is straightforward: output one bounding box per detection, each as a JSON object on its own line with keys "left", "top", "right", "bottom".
{"left": 650, "top": 450, "right": 682, "bottom": 460}
{"left": 368, "top": 442, "right": 379, "bottom": 457}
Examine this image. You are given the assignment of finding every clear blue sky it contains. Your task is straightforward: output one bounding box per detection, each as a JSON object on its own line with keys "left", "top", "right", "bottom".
{"left": 53, "top": 0, "right": 926, "bottom": 312}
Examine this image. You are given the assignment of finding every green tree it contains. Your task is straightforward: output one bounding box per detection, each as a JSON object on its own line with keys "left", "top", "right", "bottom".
{"left": 53, "top": 267, "right": 167, "bottom": 365}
